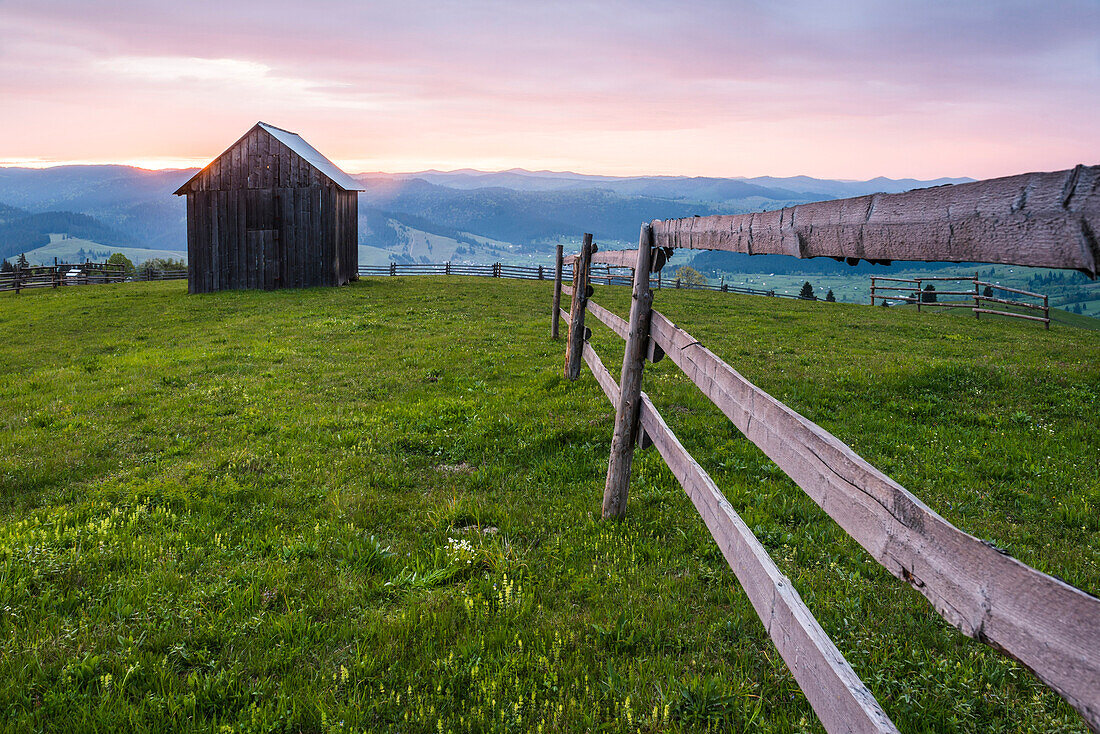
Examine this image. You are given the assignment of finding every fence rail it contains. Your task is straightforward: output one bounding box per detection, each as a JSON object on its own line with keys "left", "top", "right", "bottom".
{"left": 357, "top": 262, "right": 571, "bottom": 280}
{"left": 1, "top": 262, "right": 124, "bottom": 294}
{"left": 553, "top": 227, "right": 1100, "bottom": 733}
{"left": 652, "top": 165, "right": 1099, "bottom": 276}
{"left": 0, "top": 262, "right": 189, "bottom": 294}
{"left": 359, "top": 261, "right": 827, "bottom": 301}
{"left": 870, "top": 273, "right": 1050, "bottom": 328}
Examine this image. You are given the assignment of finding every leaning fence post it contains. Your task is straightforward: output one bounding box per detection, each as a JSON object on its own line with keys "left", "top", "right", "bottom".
{"left": 552, "top": 244, "right": 564, "bottom": 340}
{"left": 974, "top": 273, "right": 981, "bottom": 319}
{"left": 602, "top": 225, "right": 654, "bottom": 520}
{"left": 564, "top": 234, "right": 594, "bottom": 380}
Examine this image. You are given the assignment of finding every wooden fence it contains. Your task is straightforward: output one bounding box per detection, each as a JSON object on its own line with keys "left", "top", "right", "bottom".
{"left": 551, "top": 163, "right": 1100, "bottom": 733}
{"left": 358, "top": 261, "right": 569, "bottom": 280}
{"left": 358, "top": 261, "right": 824, "bottom": 302}
{"left": 871, "top": 274, "right": 1051, "bottom": 328}
{"left": 0, "top": 262, "right": 125, "bottom": 293}
{"left": 0, "top": 262, "right": 189, "bottom": 294}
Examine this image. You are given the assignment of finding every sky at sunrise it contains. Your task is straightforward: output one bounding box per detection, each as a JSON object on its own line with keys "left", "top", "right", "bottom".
{"left": 0, "top": 0, "right": 1097, "bottom": 179}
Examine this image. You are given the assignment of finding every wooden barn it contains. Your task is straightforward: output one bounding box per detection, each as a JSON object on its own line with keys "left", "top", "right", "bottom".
{"left": 174, "top": 122, "right": 364, "bottom": 293}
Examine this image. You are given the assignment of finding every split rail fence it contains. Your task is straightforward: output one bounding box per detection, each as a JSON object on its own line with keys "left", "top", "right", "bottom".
{"left": 358, "top": 261, "right": 572, "bottom": 281}
{"left": 0, "top": 262, "right": 126, "bottom": 294}
{"left": 359, "top": 261, "right": 819, "bottom": 302}
{"left": 550, "top": 164, "right": 1100, "bottom": 734}
{"left": 871, "top": 274, "right": 1051, "bottom": 328}
{"left": 0, "top": 262, "right": 191, "bottom": 294}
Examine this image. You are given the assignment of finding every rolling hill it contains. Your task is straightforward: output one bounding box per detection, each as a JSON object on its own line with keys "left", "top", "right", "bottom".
{"left": 0, "top": 164, "right": 977, "bottom": 268}
{"left": 0, "top": 210, "right": 134, "bottom": 262}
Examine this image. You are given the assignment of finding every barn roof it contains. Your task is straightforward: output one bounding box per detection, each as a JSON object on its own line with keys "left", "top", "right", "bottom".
{"left": 257, "top": 123, "right": 365, "bottom": 191}
{"left": 173, "top": 122, "right": 365, "bottom": 194}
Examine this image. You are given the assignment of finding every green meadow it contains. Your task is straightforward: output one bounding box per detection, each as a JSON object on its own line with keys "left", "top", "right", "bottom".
{"left": 0, "top": 278, "right": 1097, "bottom": 732}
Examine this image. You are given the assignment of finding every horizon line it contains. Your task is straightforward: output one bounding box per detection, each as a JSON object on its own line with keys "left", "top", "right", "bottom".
{"left": 0, "top": 159, "right": 984, "bottom": 184}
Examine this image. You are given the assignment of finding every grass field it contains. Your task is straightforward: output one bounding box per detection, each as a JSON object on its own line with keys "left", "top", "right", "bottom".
{"left": 1, "top": 278, "right": 1098, "bottom": 732}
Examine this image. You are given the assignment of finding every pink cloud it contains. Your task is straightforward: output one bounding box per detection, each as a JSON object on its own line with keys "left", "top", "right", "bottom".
{"left": 0, "top": 0, "right": 1096, "bottom": 178}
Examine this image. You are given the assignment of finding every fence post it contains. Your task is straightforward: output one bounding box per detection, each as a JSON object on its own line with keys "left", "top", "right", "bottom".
{"left": 974, "top": 272, "right": 980, "bottom": 319}
{"left": 551, "top": 244, "right": 564, "bottom": 340}
{"left": 675, "top": 277, "right": 680, "bottom": 289}
{"left": 916, "top": 278, "right": 922, "bottom": 312}
{"left": 1044, "top": 294, "right": 1050, "bottom": 330}
{"left": 870, "top": 276, "right": 875, "bottom": 305}
{"left": 446, "top": 261, "right": 451, "bottom": 275}
{"left": 564, "top": 234, "right": 594, "bottom": 380}
{"left": 538, "top": 265, "right": 544, "bottom": 280}
{"left": 390, "top": 262, "right": 396, "bottom": 277}
{"left": 657, "top": 269, "right": 661, "bottom": 290}
{"left": 602, "top": 225, "right": 654, "bottom": 520}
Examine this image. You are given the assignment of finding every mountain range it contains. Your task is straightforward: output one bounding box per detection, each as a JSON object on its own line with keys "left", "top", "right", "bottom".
{"left": 0, "top": 164, "right": 973, "bottom": 269}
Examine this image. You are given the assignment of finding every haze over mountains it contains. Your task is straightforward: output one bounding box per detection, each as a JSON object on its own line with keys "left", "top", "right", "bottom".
{"left": 0, "top": 164, "right": 972, "bottom": 268}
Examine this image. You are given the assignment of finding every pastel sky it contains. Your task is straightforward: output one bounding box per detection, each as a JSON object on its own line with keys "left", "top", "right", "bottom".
{"left": 0, "top": 0, "right": 1097, "bottom": 179}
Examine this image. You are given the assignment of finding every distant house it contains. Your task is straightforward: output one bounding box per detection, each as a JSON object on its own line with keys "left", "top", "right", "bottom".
{"left": 173, "top": 122, "right": 364, "bottom": 293}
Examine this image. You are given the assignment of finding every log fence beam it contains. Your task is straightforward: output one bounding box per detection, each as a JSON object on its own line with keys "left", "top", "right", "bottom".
{"left": 580, "top": 342, "right": 898, "bottom": 734}
{"left": 652, "top": 165, "right": 1100, "bottom": 277}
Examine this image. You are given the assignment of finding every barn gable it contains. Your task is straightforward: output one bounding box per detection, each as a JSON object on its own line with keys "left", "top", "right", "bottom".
{"left": 173, "top": 122, "right": 365, "bottom": 195}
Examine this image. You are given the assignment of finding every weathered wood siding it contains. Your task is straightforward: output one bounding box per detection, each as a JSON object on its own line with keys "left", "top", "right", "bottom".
{"left": 183, "top": 127, "right": 358, "bottom": 293}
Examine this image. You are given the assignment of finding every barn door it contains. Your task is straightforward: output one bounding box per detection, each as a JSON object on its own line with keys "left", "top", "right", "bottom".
{"left": 264, "top": 229, "right": 279, "bottom": 290}
{"left": 246, "top": 229, "right": 278, "bottom": 290}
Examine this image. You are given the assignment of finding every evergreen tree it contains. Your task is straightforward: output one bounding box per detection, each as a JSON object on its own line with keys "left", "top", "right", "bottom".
{"left": 799, "top": 281, "right": 815, "bottom": 300}
{"left": 983, "top": 285, "right": 994, "bottom": 297}
{"left": 825, "top": 289, "right": 836, "bottom": 302}
{"left": 0, "top": 259, "right": 12, "bottom": 273}
{"left": 15, "top": 253, "right": 29, "bottom": 269}
{"left": 922, "top": 284, "right": 937, "bottom": 303}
